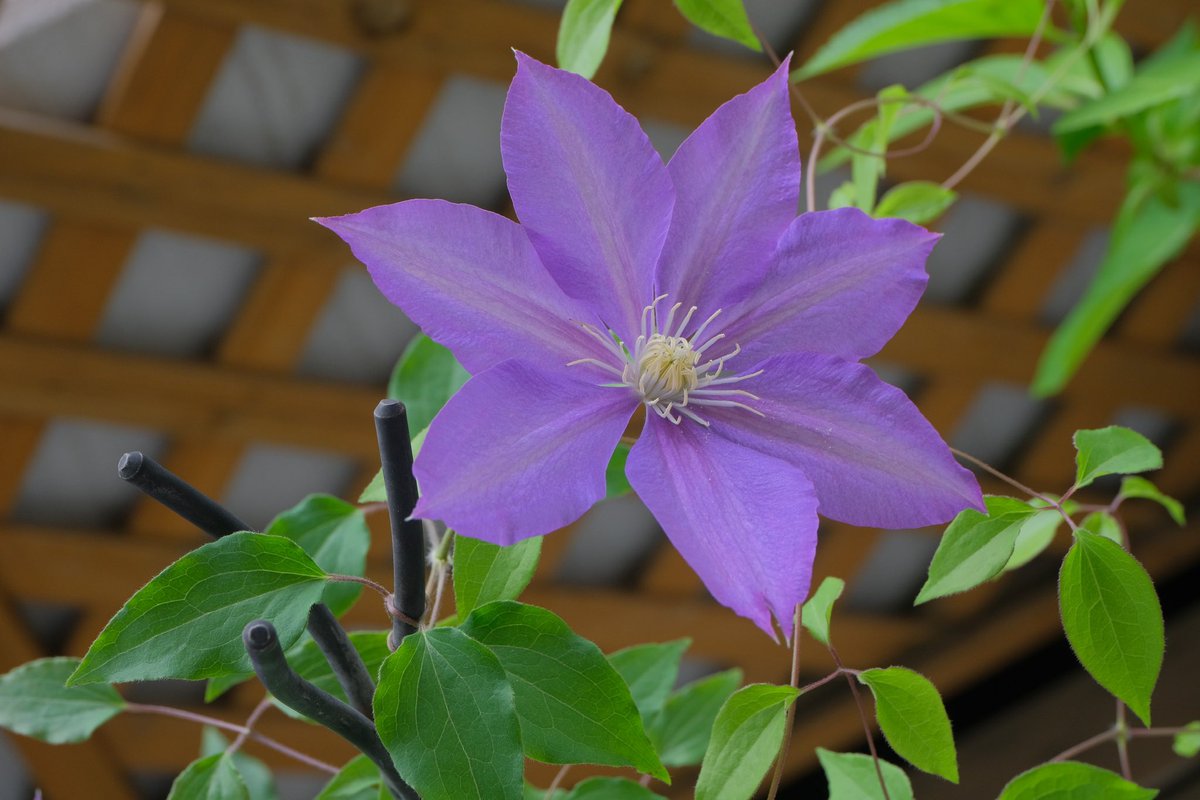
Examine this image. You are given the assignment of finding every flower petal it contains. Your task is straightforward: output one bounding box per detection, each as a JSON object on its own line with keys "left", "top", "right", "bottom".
{"left": 413, "top": 359, "right": 634, "bottom": 544}
{"left": 627, "top": 416, "right": 818, "bottom": 639}
{"left": 711, "top": 352, "right": 983, "bottom": 528}
{"left": 655, "top": 59, "right": 799, "bottom": 312}
{"left": 719, "top": 208, "right": 937, "bottom": 363}
{"left": 316, "top": 200, "right": 606, "bottom": 375}
{"left": 502, "top": 52, "right": 674, "bottom": 343}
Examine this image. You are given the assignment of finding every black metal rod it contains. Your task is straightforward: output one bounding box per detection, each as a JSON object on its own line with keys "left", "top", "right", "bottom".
{"left": 243, "top": 620, "right": 414, "bottom": 799}
{"left": 306, "top": 603, "right": 377, "bottom": 718}
{"left": 373, "top": 400, "right": 426, "bottom": 647}
{"left": 118, "top": 451, "right": 250, "bottom": 538}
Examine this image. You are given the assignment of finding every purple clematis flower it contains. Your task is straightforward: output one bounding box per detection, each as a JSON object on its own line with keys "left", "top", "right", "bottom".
{"left": 317, "top": 54, "right": 983, "bottom": 639}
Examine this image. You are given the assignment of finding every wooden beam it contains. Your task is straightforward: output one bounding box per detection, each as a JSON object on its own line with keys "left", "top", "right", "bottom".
{"left": 0, "top": 109, "right": 386, "bottom": 256}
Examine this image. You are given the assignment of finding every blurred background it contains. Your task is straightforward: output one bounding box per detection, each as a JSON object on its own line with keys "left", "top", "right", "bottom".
{"left": 0, "top": 0, "right": 1197, "bottom": 797}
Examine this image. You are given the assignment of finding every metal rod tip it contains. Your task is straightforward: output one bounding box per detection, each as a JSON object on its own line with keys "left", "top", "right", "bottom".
{"left": 374, "top": 399, "right": 407, "bottom": 419}
{"left": 244, "top": 620, "right": 276, "bottom": 649}
{"left": 117, "top": 451, "right": 144, "bottom": 480}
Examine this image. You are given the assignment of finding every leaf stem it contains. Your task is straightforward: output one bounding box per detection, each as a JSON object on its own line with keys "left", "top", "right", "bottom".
{"left": 831, "top": 646, "right": 891, "bottom": 800}
{"left": 326, "top": 573, "right": 392, "bottom": 600}
{"left": 766, "top": 605, "right": 803, "bottom": 800}
{"left": 1116, "top": 700, "right": 1133, "bottom": 779}
{"left": 124, "top": 702, "right": 339, "bottom": 774}
{"left": 227, "top": 697, "right": 272, "bottom": 755}
{"left": 1051, "top": 723, "right": 1191, "bottom": 762}
{"left": 949, "top": 447, "right": 1079, "bottom": 531}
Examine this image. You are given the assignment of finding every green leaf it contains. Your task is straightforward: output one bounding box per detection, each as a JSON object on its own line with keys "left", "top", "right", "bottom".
{"left": 672, "top": 0, "right": 760, "bottom": 51}
{"left": 1118, "top": 476, "right": 1185, "bottom": 525}
{"left": 850, "top": 85, "right": 909, "bottom": 211}
{"left": 800, "top": 576, "right": 845, "bottom": 646}
{"left": 650, "top": 668, "right": 743, "bottom": 767}
{"left": 460, "top": 601, "right": 666, "bottom": 780}
{"left": 71, "top": 532, "right": 327, "bottom": 685}
{"left": 874, "top": 181, "right": 957, "bottom": 224}
{"left": 557, "top": 0, "right": 623, "bottom": 79}
{"left": 274, "top": 632, "right": 390, "bottom": 719}
{"left": 608, "top": 639, "right": 690, "bottom": 721}
{"left": 1033, "top": 181, "right": 1200, "bottom": 396}
{"left": 266, "top": 494, "right": 370, "bottom": 616}
{"left": 562, "top": 778, "right": 667, "bottom": 799}
{"left": 817, "top": 748, "right": 914, "bottom": 800}
{"left": 694, "top": 684, "right": 798, "bottom": 800}
{"left": 388, "top": 334, "right": 471, "bottom": 435}
{"left": 1059, "top": 530, "right": 1164, "bottom": 725}
{"left": 858, "top": 667, "right": 957, "bottom": 781}
{"left": 1173, "top": 721, "right": 1200, "bottom": 758}
{"left": 795, "top": 0, "right": 1044, "bottom": 80}
{"left": 315, "top": 756, "right": 389, "bottom": 800}
{"left": 997, "top": 761, "right": 1158, "bottom": 799}
{"left": 0, "top": 658, "right": 124, "bottom": 744}
{"left": 915, "top": 497, "right": 1037, "bottom": 604}
{"left": 375, "top": 627, "right": 524, "bottom": 800}
{"left": 1002, "top": 508, "right": 1065, "bottom": 571}
{"left": 1081, "top": 511, "right": 1123, "bottom": 545}
{"left": 1054, "top": 51, "right": 1200, "bottom": 134}
{"left": 1073, "top": 426, "right": 1164, "bottom": 488}
{"left": 607, "top": 443, "right": 632, "bottom": 497}
{"left": 828, "top": 180, "right": 859, "bottom": 210}
{"left": 453, "top": 535, "right": 542, "bottom": 618}
{"left": 168, "top": 754, "right": 250, "bottom": 800}
{"left": 201, "top": 728, "right": 277, "bottom": 800}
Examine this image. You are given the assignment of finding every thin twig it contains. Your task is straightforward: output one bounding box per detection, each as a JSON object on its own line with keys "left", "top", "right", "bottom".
{"left": 125, "top": 703, "right": 339, "bottom": 774}
{"left": 546, "top": 764, "right": 571, "bottom": 798}
{"left": 831, "top": 647, "right": 891, "bottom": 800}
{"left": 950, "top": 446, "right": 1079, "bottom": 531}
{"left": 766, "top": 606, "right": 803, "bottom": 800}
{"left": 425, "top": 564, "right": 450, "bottom": 630}
{"left": 227, "top": 697, "right": 272, "bottom": 755}
{"left": 1052, "top": 723, "right": 1191, "bottom": 762}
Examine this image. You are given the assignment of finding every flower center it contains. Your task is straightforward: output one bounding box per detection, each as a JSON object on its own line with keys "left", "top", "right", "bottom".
{"left": 570, "top": 294, "right": 764, "bottom": 427}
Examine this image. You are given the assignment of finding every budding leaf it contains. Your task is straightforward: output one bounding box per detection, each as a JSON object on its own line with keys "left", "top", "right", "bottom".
{"left": 916, "top": 497, "right": 1035, "bottom": 604}
{"left": 1073, "top": 426, "right": 1162, "bottom": 488}
{"left": 694, "top": 684, "right": 798, "bottom": 800}
{"left": 801, "top": 576, "right": 845, "bottom": 645}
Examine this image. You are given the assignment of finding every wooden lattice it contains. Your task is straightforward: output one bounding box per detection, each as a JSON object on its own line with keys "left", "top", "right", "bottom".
{"left": 0, "top": 1, "right": 1197, "bottom": 797}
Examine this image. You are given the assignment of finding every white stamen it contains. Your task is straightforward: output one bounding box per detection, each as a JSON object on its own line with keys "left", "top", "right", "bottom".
{"left": 568, "top": 295, "right": 762, "bottom": 426}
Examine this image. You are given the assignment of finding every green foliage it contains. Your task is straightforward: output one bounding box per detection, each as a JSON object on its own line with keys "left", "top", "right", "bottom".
{"left": 1080, "top": 511, "right": 1123, "bottom": 545}
{"left": 608, "top": 639, "right": 690, "bottom": 722}
{"left": 672, "top": 0, "right": 760, "bottom": 51}
{"left": 874, "top": 181, "right": 957, "bottom": 224}
{"left": 1059, "top": 530, "right": 1163, "bottom": 725}
{"left": 694, "top": 684, "right": 798, "bottom": 800}
{"left": 916, "top": 496, "right": 1037, "bottom": 604}
{"left": 562, "top": 778, "right": 667, "bottom": 799}
{"left": 607, "top": 443, "right": 633, "bottom": 497}
{"left": 0, "top": 658, "right": 124, "bottom": 744}
{"left": 1174, "top": 722, "right": 1200, "bottom": 758}
{"left": 1118, "top": 476, "right": 1185, "bottom": 525}
{"left": 795, "top": 0, "right": 1045, "bottom": 79}
{"left": 315, "top": 756, "right": 389, "bottom": 800}
{"left": 997, "top": 761, "right": 1158, "bottom": 799}
{"left": 453, "top": 535, "right": 542, "bottom": 618}
{"left": 800, "top": 576, "right": 845, "bottom": 646}
{"left": 816, "top": 748, "right": 915, "bottom": 800}
{"left": 649, "top": 668, "right": 743, "bottom": 767}
{"left": 557, "top": 0, "right": 624, "bottom": 79}
{"left": 858, "top": 667, "right": 958, "bottom": 782}
{"left": 266, "top": 494, "right": 370, "bottom": 616}
{"left": 1073, "top": 426, "right": 1164, "bottom": 488}
{"left": 1003, "top": 506, "right": 1068, "bottom": 572}
{"left": 71, "top": 533, "right": 327, "bottom": 685}
{"left": 458, "top": 601, "right": 666, "bottom": 779}
{"left": 375, "top": 627, "right": 524, "bottom": 800}
{"left": 1054, "top": 52, "right": 1200, "bottom": 134}
{"left": 168, "top": 753, "right": 250, "bottom": 800}
{"left": 845, "top": 85, "right": 909, "bottom": 211}
{"left": 1034, "top": 182, "right": 1200, "bottom": 395}
{"left": 201, "top": 728, "right": 277, "bottom": 800}
{"left": 388, "top": 334, "right": 471, "bottom": 435}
